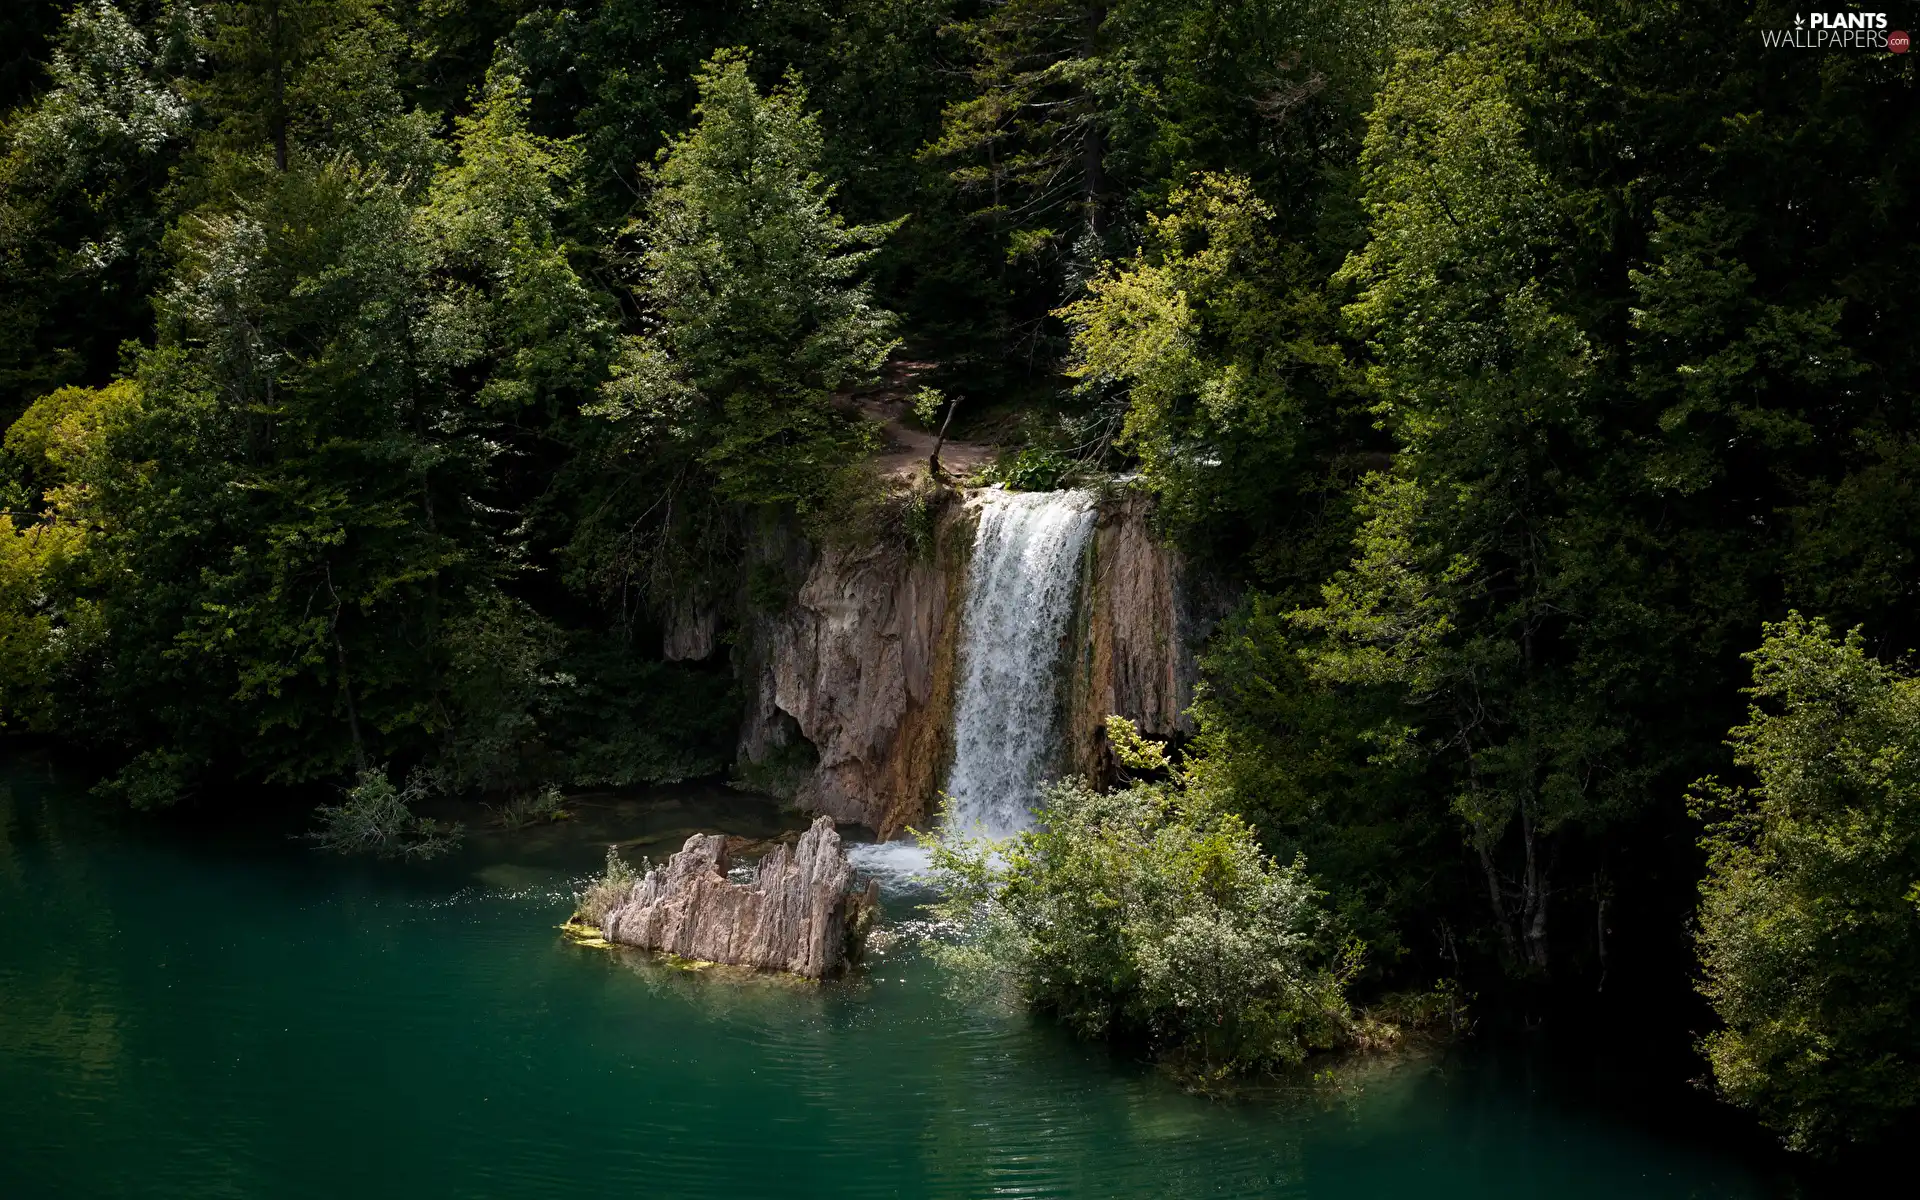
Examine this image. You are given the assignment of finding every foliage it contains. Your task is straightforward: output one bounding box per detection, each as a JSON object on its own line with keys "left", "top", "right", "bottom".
{"left": 899, "top": 472, "right": 945, "bottom": 561}
{"left": 1180, "top": 597, "right": 1443, "bottom": 971}
{"left": 926, "top": 0, "right": 1387, "bottom": 379}
{"left": 927, "top": 719, "right": 1357, "bottom": 1075}
{"left": 1212, "top": 1, "right": 1920, "bottom": 997}
{"left": 568, "top": 47, "right": 900, "bottom": 618}
{"left": 308, "top": 766, "right": 462, "bottom": 859}
{"left": 1694, "top": 615, "right": 1920, "bottom": 1152}
{"left": 0, "top": 1, "right": 189, "bottom": 423}
{"left": 1104, "top": 711, "right": 1171, "bottom": 773}
{"left": 588, "top": 49, "right": 897, "bottom": 512}
{"left": 488, "top": 784, "right": 569, "bottom": 831}
{"left": 0, "top": 513, "right": 88, "bottom": 728}
{"left": 908, "top": 386, "right": 945, "bottom": 430}
{"left": 574, "top": 843, "right": 641, "bottom": 928}
{"left": 430, "top": 590, "right": 572, "bottom": 798}
{"left": 0, "top": 0, "right": 1917, "bottom": 1153}
{"left": 1, "top": 32, "right": 608, "bottom": 800}
{"left": 1058, "top": 171, "right": 1360, "bottom": 560}
{"left": 976, "top": 446, "right": 1075, "bottom": 492}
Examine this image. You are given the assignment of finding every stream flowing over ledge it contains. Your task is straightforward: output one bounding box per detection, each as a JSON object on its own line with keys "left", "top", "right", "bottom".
{"left": 697, "top": 486, "right": 1227, "bottom": 837}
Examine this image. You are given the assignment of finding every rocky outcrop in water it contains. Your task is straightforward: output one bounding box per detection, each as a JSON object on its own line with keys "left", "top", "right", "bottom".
{"left": 600, "top": 816, "right": 878, "bottom": 978}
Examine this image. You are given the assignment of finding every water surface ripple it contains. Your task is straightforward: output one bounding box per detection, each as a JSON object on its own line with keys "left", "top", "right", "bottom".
{"left": 0, "top": 767, "right": 1777, "bottom": 1198}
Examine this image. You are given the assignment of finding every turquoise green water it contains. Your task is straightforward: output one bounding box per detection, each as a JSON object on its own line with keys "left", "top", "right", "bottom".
{"left": 0, "top": 760, "right": 1782, "bottom": 1198}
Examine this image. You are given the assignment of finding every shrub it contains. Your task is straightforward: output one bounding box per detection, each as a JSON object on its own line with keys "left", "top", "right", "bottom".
{"left": 926, "top": 719, "right": 1358, "bottom": 1076}
{"left": 909, "top": 387, "right": 947, "bottom": 431}
{"left": 977, "top": 444, "right": 1075, "bottom": 492}
{"left": 432, "top": 590, "right": 573, "bottom": 797}
{"left": 488, "top": 784, "right": 570, "bottom": 831}
{"left": 308, "top": 767, "right": 462, "bottom": 860}
{"left": 574, "top": 844, "right": 641, "bottom": 928}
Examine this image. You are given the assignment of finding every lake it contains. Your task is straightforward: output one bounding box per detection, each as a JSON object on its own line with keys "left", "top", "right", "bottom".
{"left": 0, "top": 757, "right": 1800, "bottom": 1198}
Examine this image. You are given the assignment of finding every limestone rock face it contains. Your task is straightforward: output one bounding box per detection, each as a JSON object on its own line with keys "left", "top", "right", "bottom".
{"left": 1062, "top": 491, "right": 1229, "bottom": 785}
{"left": 601, "top": 816, "right": 876, "bottom": 979}
{"left": 738, "top": 501, "right": 971, "bottom": 836}
{"left": 661, "top": 595, "right": 719, "bottom": 661}
{"left": 732, "top": 487, "right": 1220, "bottom": 828}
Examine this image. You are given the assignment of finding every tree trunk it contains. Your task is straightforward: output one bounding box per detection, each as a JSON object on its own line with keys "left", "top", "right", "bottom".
{"left": 1475, "top": 835, "right": 1521, "bottom": 963}
{"left": 929, "top": 393, "right": 963, "bottom": 476}
{"left": 270, "top": 4, "right": 289, "bottom": 173}
{"left": 326, "top": 564, "right": 368, "bottom": 773}
{"left": 1079, "top": 4, "right": 1106, "bottom": 239}
{"left": 1519, "top": 808, "right": 1550, "bottom": 970}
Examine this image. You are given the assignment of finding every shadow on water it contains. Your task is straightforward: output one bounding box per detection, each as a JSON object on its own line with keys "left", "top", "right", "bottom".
{"left": 0, "top": 752, "right": 1882, "bottom": 1199}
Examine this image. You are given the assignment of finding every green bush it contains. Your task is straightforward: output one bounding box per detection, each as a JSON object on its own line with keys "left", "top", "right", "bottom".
{"left": 977, "top": 445, "right": 1075, "bottom": 492}
{"left": 1694, "top": 614, "right": 1920, "bottom": 1152}
{"left": 926, "top": 720, "right": 1358, "bottom": 1076}
{"left": 309, "top": 767, "right": 462, "bottom": 860}
{"left": 574, "top": 844, "right": 641, "bottom": 928}
{"left": 488, "top": 784, "right": 570, "bottom": 831}
{"left": 432, "top": 591, "right": 573, "bottom": 798}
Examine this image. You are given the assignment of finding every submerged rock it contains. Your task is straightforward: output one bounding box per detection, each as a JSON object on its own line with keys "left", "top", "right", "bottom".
{"left": 600, "top": 816, "right": 878, "bottom": 979}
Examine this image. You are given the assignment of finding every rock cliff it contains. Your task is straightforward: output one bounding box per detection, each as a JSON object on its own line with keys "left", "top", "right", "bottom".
{"left": 732, "top": 485, "right": 1217, "bottom": 830}
{"left": 660, "top": 593, "right": 719, "bottom": 662}
{"left": 1061, "top": 490, "right": 1206, "bottom": 784}
{"left": 737, "top": 497, "right": 971, "bottom": 836}
{"left": 600, "top": 816, "right": 878, "bottom": 978}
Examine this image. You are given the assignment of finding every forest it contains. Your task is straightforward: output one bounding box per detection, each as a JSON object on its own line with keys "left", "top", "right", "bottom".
{"left": 0, "top": 0, "right": 1915, "bottom": 1158}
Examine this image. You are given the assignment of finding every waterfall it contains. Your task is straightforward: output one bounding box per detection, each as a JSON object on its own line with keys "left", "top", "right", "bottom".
{"left": 944, "top": 488, "right": 1097, "bottom": 837}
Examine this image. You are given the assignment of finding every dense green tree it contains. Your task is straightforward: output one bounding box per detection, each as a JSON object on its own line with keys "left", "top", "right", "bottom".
{"left": 8, "top": 47, "right": 608, "bottom": 800}
{"left": 506, "top": 1, "right": 744, "bottom": 232}
{"left": 573, "top": 50, "right": 896, "bottom": 605}
{"left": 926, "top": 0, "right": 1134, "bottom": 265}
{"left": 927, "top": 0, "right": 1385, "bottom": 379}
{"left": 0, "top": 0, "right": 1917, "bottom": 1150}
{"left": 1059, "top": 171, "right": 1364, "bottom": 572}
{"left": 1183, "top": 1, "right": 1919, "bottom": 989}
{"left": 747, "top": 1, "right": 989, "bottom": 376}
{"left": 0, "top": 1, "right": 191, "bottom": 424}
{"left": 1695, "top": 614, "right": 1920, "bottom": 1152}
{"left": 1180, "top": 597, "right": 1448, "bottom": 972}
{"left": 609, "top": 49, "right": 895, "bottom": 505}
{"left": 1292, "top": 18, "right": 1628, "bottom": 971}
{"left": 929, "top": 718, "right": 1359, "bottom": 1075}
{"left": 181, "top": 0, "right": 443, "bottom": 203}
{"left": 0, "top": 511, "right": 89, "bottom": 731}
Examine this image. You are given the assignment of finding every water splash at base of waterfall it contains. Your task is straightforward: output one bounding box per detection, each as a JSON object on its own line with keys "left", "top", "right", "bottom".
{"left": 943, "top": 489, "right": 1097, "bottom": 838}
{"left": 845, "top": 841, "right": 937, "bottom": 895}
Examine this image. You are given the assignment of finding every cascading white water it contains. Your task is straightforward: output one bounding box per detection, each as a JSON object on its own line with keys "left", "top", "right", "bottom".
{"left": 943, "top": 488, "right": 1097, "bottom": 838}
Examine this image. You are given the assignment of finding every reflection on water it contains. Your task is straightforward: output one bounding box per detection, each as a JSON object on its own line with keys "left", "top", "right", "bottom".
{"left": 0, "top": 759, "right": 1798, "bottom": 1199}
{"left": 453, "top": 783, "right": 812, "bottom": 870}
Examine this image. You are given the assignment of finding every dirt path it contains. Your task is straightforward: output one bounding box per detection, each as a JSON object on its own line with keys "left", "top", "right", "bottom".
{"left": 854, "top": 359, "right": 995, "bottom": 480}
